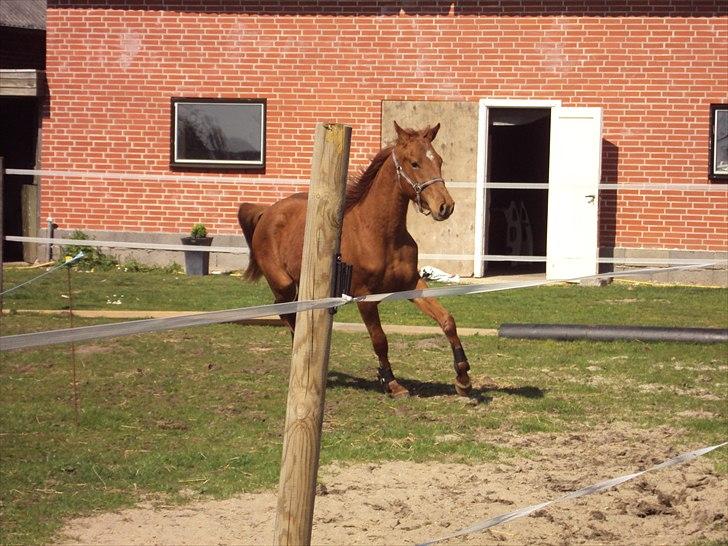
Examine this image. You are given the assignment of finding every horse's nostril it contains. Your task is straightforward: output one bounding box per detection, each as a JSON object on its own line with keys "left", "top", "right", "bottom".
{"left": 440, "top": 203, "right": 452, "bottom": 218}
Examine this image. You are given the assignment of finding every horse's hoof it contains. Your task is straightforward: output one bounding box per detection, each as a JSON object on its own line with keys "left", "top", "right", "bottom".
{"left": 387, "top": 380, "right": 410, "bottom": 398}
{"left": 454, "top": 375, "right": 472, "bottom": 396}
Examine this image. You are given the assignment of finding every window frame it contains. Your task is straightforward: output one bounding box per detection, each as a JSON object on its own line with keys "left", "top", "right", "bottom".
{"left": 170, "top": 97, "right": 266, "bottom": 170}
{"left": 709, "top": 103, "right": 728, "bottom": 181}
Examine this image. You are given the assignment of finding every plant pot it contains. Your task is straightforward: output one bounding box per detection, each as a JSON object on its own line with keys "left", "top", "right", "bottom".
{"left": 181, "top": 236, "right": 213, "bottom": 275}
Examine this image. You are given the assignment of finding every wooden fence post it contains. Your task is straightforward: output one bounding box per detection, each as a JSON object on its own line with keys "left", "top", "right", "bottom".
{"left": 274, "top": 123, "right": 351, "bottom": 546}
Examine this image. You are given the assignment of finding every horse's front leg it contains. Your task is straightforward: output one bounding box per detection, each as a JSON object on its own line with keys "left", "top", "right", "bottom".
{"left": 410, "top": 278, "right": 473, "bottom": 396}
{"left": 356, "top": 301, "right": 410, "bottom": 397}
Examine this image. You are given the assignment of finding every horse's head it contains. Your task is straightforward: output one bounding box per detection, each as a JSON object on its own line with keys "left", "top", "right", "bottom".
{"left": 391, "top": 121, "right": 454, "bottom": 221}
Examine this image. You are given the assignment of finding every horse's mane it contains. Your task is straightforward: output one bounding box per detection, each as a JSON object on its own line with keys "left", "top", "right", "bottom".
{"left": 345, "top": 145, "right": 393, "bottom": 210}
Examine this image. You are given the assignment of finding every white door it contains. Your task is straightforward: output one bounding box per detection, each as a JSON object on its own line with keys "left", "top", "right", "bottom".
{"left": 546, "top": 107, "right": 603, "bottom": 280}
{"left": 474, "top": 99, "right": 561, "bottom": 277}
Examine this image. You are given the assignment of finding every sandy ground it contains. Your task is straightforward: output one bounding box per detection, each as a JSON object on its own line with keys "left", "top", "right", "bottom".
{"left": 56, "top": 424, "right": 726, "bottom": 546}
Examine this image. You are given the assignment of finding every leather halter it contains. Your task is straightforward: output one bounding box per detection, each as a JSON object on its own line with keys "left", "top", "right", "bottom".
{"left": 391, "top": 150, "right": 445, "bottom": 215}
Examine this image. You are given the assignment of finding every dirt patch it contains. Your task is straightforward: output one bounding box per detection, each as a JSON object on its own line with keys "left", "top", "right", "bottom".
{"left": 55, "top": 424, "right": 726, "bottom": 545}
{"left": 75, "top": 343, "right": 116, "bottom": 356}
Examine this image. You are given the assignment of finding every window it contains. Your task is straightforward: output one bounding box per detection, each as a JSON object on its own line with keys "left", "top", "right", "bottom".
{"left": 709, "top": 103, "right": 728, "bottom": 181}
{"left": 171, "top": 98, "right": 266, "bottom": 169}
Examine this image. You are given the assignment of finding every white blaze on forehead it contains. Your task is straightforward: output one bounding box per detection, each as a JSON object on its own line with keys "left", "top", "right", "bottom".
{"left": 425, "top": 148, "right": 435, "bottom": 162}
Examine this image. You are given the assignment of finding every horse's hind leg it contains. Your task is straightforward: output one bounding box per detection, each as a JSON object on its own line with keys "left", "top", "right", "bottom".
{"left": 357, "top": 301, "right": 409, "bottom": 397}
{"left": 410, "top": 278, "right": 474, "bottom": 396}
{"left": 265, "top": 270, "right": 298, "bottom": 334}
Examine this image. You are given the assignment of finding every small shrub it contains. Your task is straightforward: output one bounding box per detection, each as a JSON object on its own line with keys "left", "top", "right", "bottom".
{"left": 61, "top": 230, "right": 118, "bottom": 271}
{"left": 190, "top": 223, "right": 207, "bottom": 239}
{"left": 121, "top": 259, "right": 183, "bottom": 274}
{"left": 160, "top": 262, "right": 184, "bottom": 274}
{"left": 120, "top": 258, "right": 153, "bottom": 272}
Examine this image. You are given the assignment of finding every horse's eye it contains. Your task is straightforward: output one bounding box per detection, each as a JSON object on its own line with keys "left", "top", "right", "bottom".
{"left": 411, "top": 161, "right": 420, "bottom": 169}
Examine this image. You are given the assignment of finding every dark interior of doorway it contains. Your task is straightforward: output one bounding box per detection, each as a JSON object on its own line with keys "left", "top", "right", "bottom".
{"left": 486, "top": 108, "right": 550, "bottom": 274}
{"left": 1, "top": 97, "right": 38, "bottom": 262}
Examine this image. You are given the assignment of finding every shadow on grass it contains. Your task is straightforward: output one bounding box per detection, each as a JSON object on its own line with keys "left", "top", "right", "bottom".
{"left": 327, "top": 370, "right": 545, "bottom": 404}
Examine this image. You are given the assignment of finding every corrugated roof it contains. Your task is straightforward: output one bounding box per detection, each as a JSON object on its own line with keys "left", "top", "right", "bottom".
{"left": 0, "top": 0, "right": 46, "bottom": 30}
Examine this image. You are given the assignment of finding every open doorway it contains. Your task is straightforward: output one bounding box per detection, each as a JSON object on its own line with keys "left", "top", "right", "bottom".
{"left": 1, "top": 96, "right": 39, "bottom": 262}
{"left": 485, "top": 107, "right": 550, "bottom": 274}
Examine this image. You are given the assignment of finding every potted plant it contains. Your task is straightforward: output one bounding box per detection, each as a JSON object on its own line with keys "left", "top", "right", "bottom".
{"left": 181, "top": 223, "right": 213, "bottom": 275}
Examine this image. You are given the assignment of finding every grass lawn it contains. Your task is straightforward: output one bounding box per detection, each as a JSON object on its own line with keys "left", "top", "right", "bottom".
{"left": 2, "top": 266, "right": 727, "bottom": 328}
{"left": 1, "top": 268, "right": 727, "bottom": 544}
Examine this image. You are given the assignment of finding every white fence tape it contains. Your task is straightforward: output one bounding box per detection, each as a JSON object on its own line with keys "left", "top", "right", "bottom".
{"left": 8, "top": 236, "right": 726, "bottom": 264}
{"left": 5, "top": 168, "right": 306, "bottom": 186}
{"left": 0, "top": 252, "right": 84, "bottom": 297}
{"left": 418, "top": 441, "right": 727, "bottom": 546}
{"left": 1, "top": 261, "right": 724, "bottom": 352}
{"left": 7, "top": 168, "right": 728, "bottom": 193}
{"left": 0, "top": 297, "right": 347, "bottom": 351}
{"left": 5, "top": 235, "right": 248, "bottom": 254}
{"left": 474, "top": 255, "right": 728, "bottom": 265}
{"left": 484, "top": 182, "right": 727, "bottom": 191}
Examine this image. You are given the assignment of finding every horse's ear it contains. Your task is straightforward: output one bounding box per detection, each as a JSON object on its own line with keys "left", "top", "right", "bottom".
{"left": 424, "top": 123, "right": 441, "bottom": 142}
{"left": 393, "top": 121, "right": 409, "bottom": 142}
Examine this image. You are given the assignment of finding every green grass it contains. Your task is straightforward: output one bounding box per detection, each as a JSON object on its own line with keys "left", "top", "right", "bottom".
{"left": 1, "top": 269, "right": 727, "bottom": 544}
{"left": 3, "top": 266, "right": 727, "bottom": 328}
{"left": 2, "top": 267, "right": 271, "bottom": 313}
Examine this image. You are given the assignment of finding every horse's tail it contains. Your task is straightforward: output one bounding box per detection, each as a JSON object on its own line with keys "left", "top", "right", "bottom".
{"left": 237, "top": 202, "right": 267, "bottom": 281}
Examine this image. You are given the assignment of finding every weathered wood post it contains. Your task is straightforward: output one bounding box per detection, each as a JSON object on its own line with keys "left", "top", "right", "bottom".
{"left": 274, "top": 123, "right": 351, "bottom": 546}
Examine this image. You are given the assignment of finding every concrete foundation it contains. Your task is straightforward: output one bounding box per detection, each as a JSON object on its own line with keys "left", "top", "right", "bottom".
{"left": 49, "top": 229, "right": 250, "bottom": 273}
{"left": 610, "top": 248, "right": 728, "bottom": 287}
{"left": 31, "top": 228, "right": 727, "bottom": 286}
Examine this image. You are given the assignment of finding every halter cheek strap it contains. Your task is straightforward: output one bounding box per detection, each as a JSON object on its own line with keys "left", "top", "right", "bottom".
{"left": 391, "top": 150, "right": 445, "bottom": 215}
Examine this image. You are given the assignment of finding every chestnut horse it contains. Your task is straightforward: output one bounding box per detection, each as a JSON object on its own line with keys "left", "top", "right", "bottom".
{"left": 238, "top": 122, "right": 472, "bottom": 397}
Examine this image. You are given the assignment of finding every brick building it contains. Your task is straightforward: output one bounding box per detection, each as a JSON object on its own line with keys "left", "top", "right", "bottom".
{"left": 22, "top": 1, "right": 728, "bottom": 280}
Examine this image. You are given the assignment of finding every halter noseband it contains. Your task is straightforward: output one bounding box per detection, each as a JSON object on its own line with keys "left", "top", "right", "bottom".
{"left": 391, "top": 150, "right": 444, "bottom": 215}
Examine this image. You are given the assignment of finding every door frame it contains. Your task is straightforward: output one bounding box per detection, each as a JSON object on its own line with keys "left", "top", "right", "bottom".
{"left": 474, "top": 99, "right": 561, "bottom": 276}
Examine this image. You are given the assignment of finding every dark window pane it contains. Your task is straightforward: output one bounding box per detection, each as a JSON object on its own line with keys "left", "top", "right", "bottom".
{"left": 172, "top": 99, "right": 265, "bottom": 168}
{"left": 715, "top": 109, "right": 728, "bottom": 175}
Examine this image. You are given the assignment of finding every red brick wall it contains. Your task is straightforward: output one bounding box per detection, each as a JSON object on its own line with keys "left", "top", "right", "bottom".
{"left": 43, "top": 1, "right": 728, "bottom": 251}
